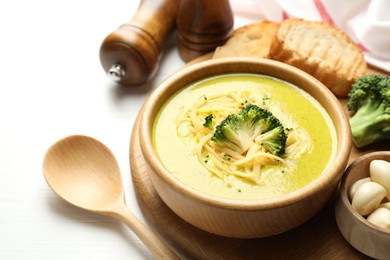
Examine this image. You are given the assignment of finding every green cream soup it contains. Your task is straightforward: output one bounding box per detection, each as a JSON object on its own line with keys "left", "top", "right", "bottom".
{"left": 153, "top": 74, "right": 337, "bottom": 200}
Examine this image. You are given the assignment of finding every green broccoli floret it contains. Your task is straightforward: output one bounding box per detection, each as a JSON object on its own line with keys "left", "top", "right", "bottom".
{"left": 255, "top": 126, "right": 287, "bottom": 156}
{"left": 211, "top": 104, "right": 287, "bottom": 155}
{"left": 203, "top": 114, "right": 214, "bottom": 130}
{"left": 347, "top": 74, "right": 390, "bottom": 148}
{"left": 211, "top": 114, "right": 252, "bottom": 153}
{"left": 238, "top": 104, "right": 281, "bottom": 135}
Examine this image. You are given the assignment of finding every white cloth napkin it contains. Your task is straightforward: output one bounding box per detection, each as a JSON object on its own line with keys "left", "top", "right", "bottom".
{"left": 230, "top": 0, "right": 390, "bottom": 72}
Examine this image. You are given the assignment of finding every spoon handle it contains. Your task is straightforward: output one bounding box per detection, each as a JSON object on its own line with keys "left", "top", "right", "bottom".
{"left": 110, "top": 201, "right": 180, "bottom": 259}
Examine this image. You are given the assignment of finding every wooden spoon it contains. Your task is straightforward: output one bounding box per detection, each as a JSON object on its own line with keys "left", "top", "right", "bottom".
{"left": 43, "top": 135, "right": 179, "bottom": 259}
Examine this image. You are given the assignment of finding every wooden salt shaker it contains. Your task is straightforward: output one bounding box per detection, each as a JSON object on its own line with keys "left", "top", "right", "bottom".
{"left": 176, "top": 0, "right": 234, "bottom": 62}
{"left": 99, "top": 0, "right": 180, "bottom": 86}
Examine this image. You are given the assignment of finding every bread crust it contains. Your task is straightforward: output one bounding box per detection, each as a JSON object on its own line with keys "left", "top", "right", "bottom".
{"left": 213, "top": 21, "right": 279, "bottom": 59}
{"left": 270, "top": 18, "right": 367, "bottom": 97}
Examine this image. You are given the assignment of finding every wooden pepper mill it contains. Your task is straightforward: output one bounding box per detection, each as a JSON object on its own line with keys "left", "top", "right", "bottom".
{"left": 176, "top": 0, "right": 234, "bottom": 62}
{"left": 99, "top": 0, "right": 180, "bottom": 86}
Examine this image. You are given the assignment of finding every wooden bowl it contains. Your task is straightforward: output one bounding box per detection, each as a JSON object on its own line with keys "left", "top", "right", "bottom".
{"left": 335, "top": 151, "right": 390, "bottom": 258}
{"left": 139, "top": 58, "right": 352, "bottom": 238}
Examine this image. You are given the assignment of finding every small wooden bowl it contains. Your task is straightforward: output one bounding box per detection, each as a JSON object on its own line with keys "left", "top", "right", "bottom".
{"left": 139, "top": 58, "right": 352, "bottom": 238}
{"left": 335, "top": 151, "right": 390, "bottom": 258}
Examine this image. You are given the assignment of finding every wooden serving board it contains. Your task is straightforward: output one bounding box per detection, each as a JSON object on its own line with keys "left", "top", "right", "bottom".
{"left": 129, "top": 60, "right": 389, "bottom": 259}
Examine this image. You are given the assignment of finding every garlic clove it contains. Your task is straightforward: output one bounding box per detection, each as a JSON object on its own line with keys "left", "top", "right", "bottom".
{"left": 370, "top": 160, "right": 390, "bottom": 199}
{"left": 349, "top": 177, "right": 371, "bottom": 200}
{"left": 367, "top": 207, "right": 390, "bottom": 230}
{"left": 379, "top": 202, "right": 390, "bottom": 211}
{"left": 352, "top": 181, "right": 387, "bottom": 216}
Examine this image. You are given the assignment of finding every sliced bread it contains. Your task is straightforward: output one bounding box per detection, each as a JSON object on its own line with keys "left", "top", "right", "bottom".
{"left": 213, "top": 21, "right": 279, "bottom": 59}
{"left": 269, "top": 18, "right": 367, "bottom": 97}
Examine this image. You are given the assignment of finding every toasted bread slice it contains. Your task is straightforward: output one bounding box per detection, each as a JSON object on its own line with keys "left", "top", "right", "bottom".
{"left": 213, "top": 21, "right": 279, "bottom": 59}
{"left": 269, "top": 18, "right": 367, "bottom": 97}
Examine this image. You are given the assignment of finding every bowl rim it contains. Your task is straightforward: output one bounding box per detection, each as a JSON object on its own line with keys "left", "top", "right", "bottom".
{"left": 339, "top": 151, "right": 390, "bottom": 234}
{"left": 140, "top": 57, "right": 351, "bottom": 210}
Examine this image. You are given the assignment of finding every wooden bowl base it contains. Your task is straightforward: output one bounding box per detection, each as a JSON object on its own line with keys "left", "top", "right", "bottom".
{"left": 129, "top": 61, "right": 388, "bottom": 258}
{"left": 130, "top": 110, "right": 366, "bottom": 259}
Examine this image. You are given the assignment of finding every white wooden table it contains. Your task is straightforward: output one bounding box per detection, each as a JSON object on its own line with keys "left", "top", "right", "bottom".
{"left": 0, "top": 1, "right": 253, "bottom": 259}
